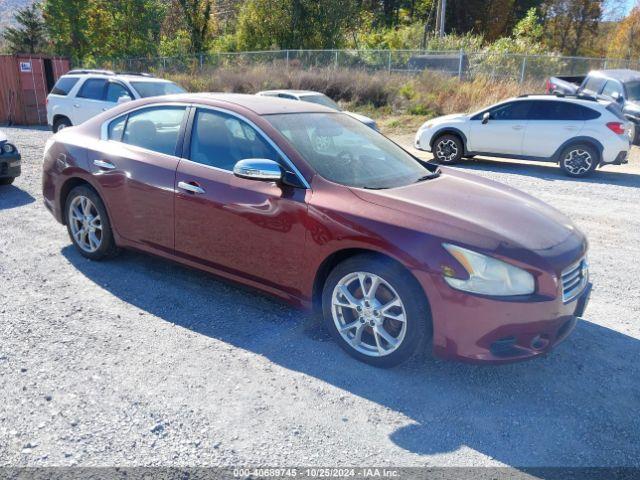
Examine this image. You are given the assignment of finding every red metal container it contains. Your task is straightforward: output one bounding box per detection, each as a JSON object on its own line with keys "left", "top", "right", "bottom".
{"left": 0, "top": 54, "right": 70, "bottom": 125}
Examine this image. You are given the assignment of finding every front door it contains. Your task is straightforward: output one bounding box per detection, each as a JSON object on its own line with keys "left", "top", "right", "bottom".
{"left": 174, "top": 108, "right": 309, "bottom": 297}
{"left": 468, "top": 100, "right": 532, "bottom": 155}
{"left": 74, "top": 78, "right": 112, "bottom": 124}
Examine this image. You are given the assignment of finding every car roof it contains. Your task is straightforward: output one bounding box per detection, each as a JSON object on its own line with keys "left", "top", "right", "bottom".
{"left": 512, "top": 94, "right": 609, "bottom": 108}
{"left": 258, "top": 89, "right": 323, "bottom": 97}
{"left": 62, "top": 71, "right": 172, "bottom": 82}
{"left": 161, "top": 92, "right": 336, "bottom": 115}
{"left": 590, "top": 69, "right": 640, "bottom": 83}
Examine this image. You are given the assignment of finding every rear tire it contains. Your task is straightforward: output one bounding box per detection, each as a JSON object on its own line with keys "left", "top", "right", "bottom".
{"left": 65, "top": 185, "right": 119, "bottom": 260}
{"left": 53, "top": 116, "right": 72, "bottom": 133}
{"left": 321, "top": 254, "right": 431, "bottom": 368}
{"left": 0, "top": 177, "right": 15, "bottom": 185}
{"left": 432, "top": 134, "right": 464, "bottom": 164}
{"left": 559, "top": 143, "right": 598, "bottom": 177}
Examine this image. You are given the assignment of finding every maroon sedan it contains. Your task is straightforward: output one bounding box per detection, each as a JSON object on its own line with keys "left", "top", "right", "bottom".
{"left": 42, "top": 94, "right": 591, "bottom": 367}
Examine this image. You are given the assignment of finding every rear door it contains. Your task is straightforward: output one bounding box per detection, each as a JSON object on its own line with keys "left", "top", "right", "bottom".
{"left": 521, "top": 101, "right": 596, "bottom": 158}
{"left": 468, "top": 100, "right": 532, "bottom": 154}
{"left": 73, "top": 78, "right": 111, "bottom": 124}
{"left": 88, "top": 105, "right": 188, "bottom": 251}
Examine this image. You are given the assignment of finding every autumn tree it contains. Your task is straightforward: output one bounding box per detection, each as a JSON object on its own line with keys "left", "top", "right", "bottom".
{"left": 177, "top": 0, "right": 214, "bottom": 53}
{"left": 3, "top": 2, "right": 48, "bottom": 54}
{"left": 608, "top": 6, "right": 640, "bottom": 59}
{"left": 540, "top": 0, "right": 603, "bottom": 56}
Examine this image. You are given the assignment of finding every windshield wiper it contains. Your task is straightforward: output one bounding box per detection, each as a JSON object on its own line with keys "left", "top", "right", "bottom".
{"left": 414, "top": 169, "right": 442, "bottom": 183}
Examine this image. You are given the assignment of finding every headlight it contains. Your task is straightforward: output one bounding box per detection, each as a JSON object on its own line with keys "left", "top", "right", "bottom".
{"left": 442, "top": 243, "right": 535, "bottom": 296}
{"left": 2, "top": 143, "right": 15, "bottom": 154}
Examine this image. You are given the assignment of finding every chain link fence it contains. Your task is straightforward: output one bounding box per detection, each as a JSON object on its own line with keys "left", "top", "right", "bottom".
{"left": 92, "top": 49, "right": 640, "bottom": 83}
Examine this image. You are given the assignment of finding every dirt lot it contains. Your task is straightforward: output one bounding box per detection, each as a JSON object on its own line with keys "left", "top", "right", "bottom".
{"left": 1, "top": 126, "right": 639, "bottom": 469}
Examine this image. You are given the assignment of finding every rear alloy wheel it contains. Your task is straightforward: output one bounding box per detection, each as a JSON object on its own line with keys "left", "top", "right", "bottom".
{"left": 65, "top": 186, "right": 118, "bottom": 260}
{"left": 559, "top": 144, "right": 598, "bottom": 177}
{"left": 433, "top": 134, "right": 464, "bottom": 164}
{"left": 53, "top": 117, "right": 72, "bottom": 133}
{"left": 322, "top": 254, "right": 430, "bottom": 368}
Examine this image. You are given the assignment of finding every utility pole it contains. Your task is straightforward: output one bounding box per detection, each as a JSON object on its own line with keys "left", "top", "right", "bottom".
{"left": 435, "top": 0, "right": 441, "bottom": 37}
{"left": 439, "top": 0, "right": 447, "bottom": 38}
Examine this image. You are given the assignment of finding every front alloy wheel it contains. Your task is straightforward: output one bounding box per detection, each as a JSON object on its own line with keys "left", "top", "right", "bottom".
{"left": 322, "top": 254, "right": 431, "bottom": 367}
{"left": 433, "top": 134, "right": 463, "bottom": 164}
{"left": 331, "top": 272, "right": 407, "bottom": 357}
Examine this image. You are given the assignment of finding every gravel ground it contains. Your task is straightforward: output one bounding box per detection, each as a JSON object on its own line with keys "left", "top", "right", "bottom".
{"left": 1, "top": 126, "right": 639, "bottom": 469}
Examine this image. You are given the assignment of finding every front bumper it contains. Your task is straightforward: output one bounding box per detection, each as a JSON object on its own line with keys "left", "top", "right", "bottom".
{"left": 423, "top": 273, "right": 591, "bottom": 364}
{"left": 0, "top": 152, "right": 21, "bottom": 178}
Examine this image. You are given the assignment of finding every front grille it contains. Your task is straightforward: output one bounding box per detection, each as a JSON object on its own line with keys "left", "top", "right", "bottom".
{"left": 561, "top": 257, "right": 588, "bottom": 303}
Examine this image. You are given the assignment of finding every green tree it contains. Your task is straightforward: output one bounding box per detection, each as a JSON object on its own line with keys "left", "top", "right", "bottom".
{"left": 42, "top": 0, "right": 92, "bottom": 63}
{"left": 541, "top": 0, "right": 602, "bottom": 55}
{"left": 235, "top": 0, "right": 359, "bottom": 50}
{"left": 177, "top": 0, "right": 214, "bottom": 53}
{"left": 3, "top": 2, "right": 48, "bottom": 54}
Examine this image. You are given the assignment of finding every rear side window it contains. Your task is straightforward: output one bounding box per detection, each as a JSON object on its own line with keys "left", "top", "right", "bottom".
{"left": 77, "top": 79, "right": 107, "bottom": 100}
{"left": 121, "top": 107, "right": 186, "bottom": 156}
{"left": 51, "top": 77, "right": 79, "bottom": 96}
{"left": 530, "top": 101, "right": 600, "bottom": 120}
{"left": 582, "top": 76, "right": 605, "bottom": 95}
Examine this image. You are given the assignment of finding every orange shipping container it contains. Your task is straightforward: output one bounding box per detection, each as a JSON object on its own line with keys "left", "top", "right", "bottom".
{"left": 0, "top": 54, "right": 70, "bottom": 126}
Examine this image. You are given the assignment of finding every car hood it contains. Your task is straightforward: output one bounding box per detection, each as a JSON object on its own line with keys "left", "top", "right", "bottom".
{"left": 350, "top": 168, "right": 584, "bottom": 256}
{"left": 428, "top": 113, "right": 467, "bottom": 125}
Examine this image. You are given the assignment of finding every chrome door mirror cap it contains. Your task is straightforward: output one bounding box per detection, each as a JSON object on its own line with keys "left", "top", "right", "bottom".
{"left": 233, "top": 159, "right": 283, "bottom": 182}
{"left": 482, "top": 112, "right": 490, "bottom": 124}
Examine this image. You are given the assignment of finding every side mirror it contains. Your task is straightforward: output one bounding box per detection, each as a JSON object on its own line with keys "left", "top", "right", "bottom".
{"left": 117, "top": 95, "right": 132, "bottom": 104}
{"left": 613, "top": 92, "right": 624, "bottom": 104}
{"left": 482, "top": 112, "right": 491, "bottom": 124}
{"left": 233, "top": 159, "right": 282, "bottom": 182}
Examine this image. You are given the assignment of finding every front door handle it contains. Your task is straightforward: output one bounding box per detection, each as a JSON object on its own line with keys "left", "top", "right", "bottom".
{"left": 73, "top": 104, "right": 80, "bottom": 108}
{"left": 178, "top": 181, "right": 205, "bottom": 194}
{"left": 94, "top": 159, "right": 116, "bottom": 170}
{"left": 564, "top": 126, "right": 578, "bottom": 131}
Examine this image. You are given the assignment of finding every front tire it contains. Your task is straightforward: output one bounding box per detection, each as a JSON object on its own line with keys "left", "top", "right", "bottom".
{"left": 322, "top": 254, "right": 431, "bottom": 368}
{"left": 65, "top": 185, "right": 119, "bottom": 260}
{"left": 559, "top": 143, "right": 598, "bottom": 177}
{"left": 432, "top": 134, "right": 464, "bottom": 164}
{"left": 0, "top": 177, "right": 15, "bottom": 185}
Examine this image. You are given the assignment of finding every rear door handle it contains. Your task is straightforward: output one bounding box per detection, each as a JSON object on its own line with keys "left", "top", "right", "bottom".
{"left": 178, "top": 181, "right": 205, "bottom": 194}
{"left": 564, "top": 126, "right": 578, "bottom": 131}
{"left": 512, "top": 125, "right": 525, "bottom": 130}
{"left": 94, "top": 159, "right": 116, "bottom": 170}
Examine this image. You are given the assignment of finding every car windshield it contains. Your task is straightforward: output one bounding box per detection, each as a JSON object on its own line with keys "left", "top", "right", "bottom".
{"left": 301, "top": 94, "right": 340, "bottom": 111}
{"left": 266, "top": 112, "right": 434, "bottom": 189}
{"left": 131, "top": 81, "right": 186, "bottom": 98}
{"left": 625, "top": 80, "right": 640, "bottom": 101}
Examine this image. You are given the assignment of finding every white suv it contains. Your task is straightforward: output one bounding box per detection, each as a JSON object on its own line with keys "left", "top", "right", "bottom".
{"left": 414, "top": 94, "right": 631, "bottom": 177}
{"left": 47, "top": 69, "right": 186, "bottom": 133}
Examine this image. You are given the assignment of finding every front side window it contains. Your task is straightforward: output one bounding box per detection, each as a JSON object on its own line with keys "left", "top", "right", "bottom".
{"left": 106, "top": 82, "right": 131, "bottom": 103}
{"left": 77, "top": 79, "right": 107, "bottom": 100}
{"left": 51, "top": 77, "right": 79, "bottom": 96}
{"left": 121, "top": 107, "right": 186, "bottom": 156}
{"left": 189, "top": 109, "right": 279, "bottom": 171}
{"left": 601, "top": 80, "right": 623, "bottom": 99}
{"left": 487, "top": 101, "right": 532, "bottom": 120}
{"left": 266, "top": 112, "right": 432, "bottom": 189}
{"left": 130, "top": 81, "right": 185, "bottom": 98}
